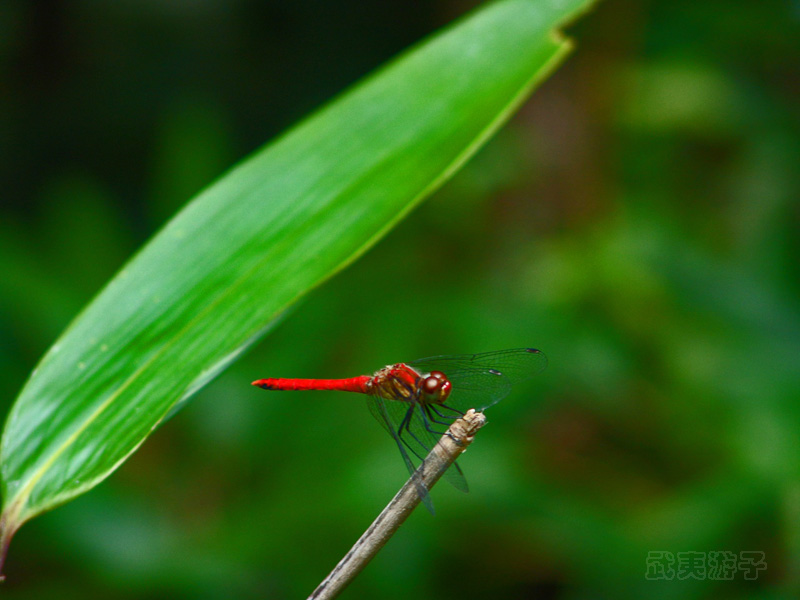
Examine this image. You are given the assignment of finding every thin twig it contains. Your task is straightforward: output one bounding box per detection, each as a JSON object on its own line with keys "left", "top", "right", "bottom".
{"left": 308, "top": 409, "right": 487, "bottom": 600}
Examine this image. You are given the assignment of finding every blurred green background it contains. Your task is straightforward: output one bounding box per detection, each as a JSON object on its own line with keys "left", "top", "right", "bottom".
{"left": 1, "top": 0, "right": 798, "bottom": 598}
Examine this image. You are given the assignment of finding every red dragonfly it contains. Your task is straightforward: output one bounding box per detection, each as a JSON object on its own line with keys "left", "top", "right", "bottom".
{"left": 252, "top": 348, "right": 547, "bottom": 513}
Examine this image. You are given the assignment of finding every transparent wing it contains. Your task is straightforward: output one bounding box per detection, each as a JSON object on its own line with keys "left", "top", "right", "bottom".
{"left": 388, "top": 398, "right": 469, "bottom": 493}
{"left": 410, "top": 348, "right": 547, "bottom": 384}
{"left": 437, "top": 368, "right": 511, "bottom": 412}
{"left": 366, "top": 395, "right": 435, "bottom": 514}
{"left": 366, "top": 394, "right": 468, "bottom": 502}
{"left": 410, "top": 348, "right": 547, "bottom": 411}
{"left": 408, "top": 406, "right": 469, "bottom": 493}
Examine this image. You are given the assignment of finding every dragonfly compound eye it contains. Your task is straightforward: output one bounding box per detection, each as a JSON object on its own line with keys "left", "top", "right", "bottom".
{"left": 429, "top": 370, "right": 447, "bottom": 382}
{"left": 422, "top": 376, "right": 440, "bottom": 394}
{"left": 421, "top": 372, "right": 451, "bottom": 403}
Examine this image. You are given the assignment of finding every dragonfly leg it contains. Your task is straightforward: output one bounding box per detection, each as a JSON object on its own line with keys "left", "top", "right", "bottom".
{"left": 400, "top": 404, "right": 447, "bottom": 453}
{"left": 429, "top": 404, "right": 460, "bottom": 422}
{"left": 397, "top": 404, "right": 428, "bottom": 462}
{"left": 424, "top": 404, "right": 455, "bottom": 427}
{"left": 419, "top": 404, "right": 447, "bottom": 435}
{"left": 423, "top": 404, "right": 465, "bottom": 446}
{"left": 421, "top": 404, "right": 462, "bottom": 442}
{"left": 436, "top": 403, "right": 465, "bottom": 417}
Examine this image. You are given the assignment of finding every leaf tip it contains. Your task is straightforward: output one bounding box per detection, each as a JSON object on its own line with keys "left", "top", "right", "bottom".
{"left": 0, "top": 508, "right": 21, "bottom": 583}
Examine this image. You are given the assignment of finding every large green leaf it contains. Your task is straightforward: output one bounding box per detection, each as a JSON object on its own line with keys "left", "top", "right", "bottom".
{"left": 0, "top": 0, "right": 592, "bottom": 572}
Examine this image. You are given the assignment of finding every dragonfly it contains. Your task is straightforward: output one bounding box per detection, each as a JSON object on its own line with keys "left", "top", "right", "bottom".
{"left": 252, "top": 347, "right": 547, "bottom": 513}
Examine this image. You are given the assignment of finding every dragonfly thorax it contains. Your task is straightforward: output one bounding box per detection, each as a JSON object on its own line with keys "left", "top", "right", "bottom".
{"left": 369, "top": 363, "right": 452, "bottom": 405}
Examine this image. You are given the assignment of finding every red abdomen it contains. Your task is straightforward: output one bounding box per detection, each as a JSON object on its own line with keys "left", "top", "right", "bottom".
{"left": 252, "top": 376, "right": 371, "bottom": 394}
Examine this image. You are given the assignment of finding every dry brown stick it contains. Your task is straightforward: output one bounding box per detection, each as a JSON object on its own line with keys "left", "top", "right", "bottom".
{"left": 308, "top": 409, "right": 487, "bottom": 600}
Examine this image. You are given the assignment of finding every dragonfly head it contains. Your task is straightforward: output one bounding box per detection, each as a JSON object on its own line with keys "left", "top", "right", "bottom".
{"left": 420, "top": 370, "right": 451, "bottom": 405}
